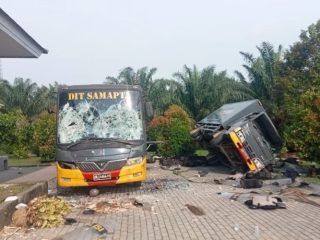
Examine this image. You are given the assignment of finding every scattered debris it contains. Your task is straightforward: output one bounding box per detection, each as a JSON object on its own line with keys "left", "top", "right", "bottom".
{"left": 275, "top": 162, "right": 307, "bottom": 176}
{"left": 83, "top": 208, "right": 96, "bottom": 215}
{"left": 159, "top": 157, "right": 182, "bottom": 167}
{"left": 240, "top": 178, "right": 263, "bottom": 189}
{"left": 308, "top": 165, "right": 320, "bottom": 177}
{"left": 64, "top": 218, "right": 77, "bottom": 225}
{"left": 254, "top": 226, "right": 260, "bottom": 239}
{"left": 155, "top": 180, "right": 162, "bottom": 189}
{"left": 12, "top": 207, "right": 28, "bottom": 227}
{"left": 245, "top": 195, "right": 286, "bottom": 210}
{"left": 143, "top": 178, "right": 190, "bottom": 191}
{"left": 233, "top": 224, "right": 240, "bottom": 231}
{"left": 285, "top": 167, "right": 299, "bottom": 182}
{"left": 198, "top": 171, "right": 208, "bottom": 177}
{"left": 226, "top": 173, "right": 243, "bottom": 181}
{"left": 298, "top": 181, "right": 309, "bottom": 187}
{"left": 0, "top": 226, "right": 22, "bottom": 239}
{"left": 53, "top": 223, "right": 108, "bottom": 240}
{"left": 134, "top": 195, "right": 159, "bottom": 205}
{"left": 96, "top": 200, "right": 131, "bottom": 213}
{"left": 15, "top": 203, "right": 27, "bottom": 209}
{"left": 213, "top": 179, "right": 223, "bottom": 184}
{"left": 269, "top": 178, "right": 292, "bottom": 186}
{"left": 280, "top": 188, "right": 320, "bottom": 207}
{"left": 82, "top": 198, "right": 134, "bottom": 214}
{"left": 152, "top": 156, "right": 163, "bottom": 162}
{"left": 4, "top": 196, "right": 18, "bottom": 202}
{"left": 173, "top": 169, "right": 183, "bottom": 175}
{"left": 218, "top": 192, "right": 253, "bottom": 203}
{"left": 159, "top": 155, "right": 209, "bottom": 168}
{"left": 27, "top": 196, "right": 71, "bottom": 228}
{"left": 219, "top": 191, "right": 287, "bottom": 210}
{"left": 253, "top": 169, "right": 272, "bottom": 180}
{"left": 182, "top": 156, "right": 207, "bottom": 167}
{"left": 185, "top": 204, "right": 205, "bottom": 216}
{"left": 48, "top": 189, "right": 57, "bottom": 196}
{"left": 133, "top": 199, "right": 143, "bottom": 207}
{"left": 283, "top": 157, "right": 299, "bottom": 165}
{"left": 89, "top": 188, "right": 99, "bottom": 197}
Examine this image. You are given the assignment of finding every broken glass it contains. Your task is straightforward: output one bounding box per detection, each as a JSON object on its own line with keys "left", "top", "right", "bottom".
{"left": 58, "top": 91, "right": 143, "bottom": 144}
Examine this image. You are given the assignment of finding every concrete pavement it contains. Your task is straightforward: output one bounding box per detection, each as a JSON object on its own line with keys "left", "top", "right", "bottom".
{"left": 2, "top": 163, "right": 320, "bottom": 240}
{"left": 0, "top": 166, "right": 56, "bottom": 184}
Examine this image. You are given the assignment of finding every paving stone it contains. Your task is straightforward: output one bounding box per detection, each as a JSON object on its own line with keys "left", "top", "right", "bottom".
{"left": 4, "top": 163, "right": 320, "bottom": 240}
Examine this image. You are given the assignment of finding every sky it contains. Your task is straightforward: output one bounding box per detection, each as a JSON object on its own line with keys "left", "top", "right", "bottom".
{"left": 1, "top": 0, "right": 320, "bottom": 86}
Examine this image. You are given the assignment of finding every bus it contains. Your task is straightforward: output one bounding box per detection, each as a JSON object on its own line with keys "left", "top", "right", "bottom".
{"left": 56, "top": 84, "right": 147, "bottom": 187}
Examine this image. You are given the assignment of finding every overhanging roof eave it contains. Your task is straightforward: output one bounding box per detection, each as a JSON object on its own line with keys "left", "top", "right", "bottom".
{"left": 0, "top": 8, "right": 48, "bottom": 58}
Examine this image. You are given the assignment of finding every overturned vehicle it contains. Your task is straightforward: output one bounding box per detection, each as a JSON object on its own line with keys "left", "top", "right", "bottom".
{"left": 192, "top": 100, "right": 282, "bottom": 173}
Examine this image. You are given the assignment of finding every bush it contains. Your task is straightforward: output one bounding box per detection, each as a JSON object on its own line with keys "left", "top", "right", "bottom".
{"left": 148, "top": 104, "right": 195, "bottom": 157}
{"left": 284, "top": 87, "right": 320, "bottom": 163}
{"left": 0, "top": 111, "right": 18, "bottom": 153}
{"left": 33, "top": 112, "right": 56, "bottom": 161}
{"left": 0, "top": 110, "right": 32, "bottom": 158}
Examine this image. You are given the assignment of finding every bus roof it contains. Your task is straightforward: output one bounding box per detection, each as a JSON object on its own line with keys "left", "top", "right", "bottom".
{"left": 58, "top": 84, "right": 142, "bottom": 92}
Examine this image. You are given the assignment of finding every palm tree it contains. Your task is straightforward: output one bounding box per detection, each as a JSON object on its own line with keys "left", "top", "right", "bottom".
{"left": 148, "top": 78, "right": 182, "bottom": 115}
{"left": 105, "top": 66, "right": 159, "bottom": 110}
{"left": 174, "top": 65, "right": 253, "bottom": 120}
{"left": 0, "top": 78, "right": 57, "bottom": 117}
{"left": 238, "top": 42, "right": 283, "bottom": 115}
{"left": 105, "top": 67, "right": 157, "bottom": 95}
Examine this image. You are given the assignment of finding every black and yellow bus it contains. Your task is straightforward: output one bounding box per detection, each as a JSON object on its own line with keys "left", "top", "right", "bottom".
{"left": 56, "top": 84, "right": 147, "bottom": 187}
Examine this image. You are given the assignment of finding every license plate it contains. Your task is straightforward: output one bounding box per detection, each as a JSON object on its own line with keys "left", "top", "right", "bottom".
{"left": 93, "top": 173, "right": 111, "bottom": 181}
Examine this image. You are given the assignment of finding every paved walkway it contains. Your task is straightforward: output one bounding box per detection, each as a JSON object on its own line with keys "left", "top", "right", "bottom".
{"left": 0, "top": 166, "right": 56, "bottom": 184}
{"left": 2, "top": 164, "right": 320, "bottom": 240}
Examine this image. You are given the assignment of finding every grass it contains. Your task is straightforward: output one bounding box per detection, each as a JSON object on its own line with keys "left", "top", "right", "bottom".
{"left": 0, "top": 184, "right": 32, "bottom": 203}
{"left": 299, "top": 160, "right": 320, "bottom": 168}
{"left": 300, "top": 176, "right": 320, "bottom": 184}
{"left": 195, "top": 149, "right": 208, "bottom": 157}
{"left": 7, "top": 155, "right": 44, "bottom": 167}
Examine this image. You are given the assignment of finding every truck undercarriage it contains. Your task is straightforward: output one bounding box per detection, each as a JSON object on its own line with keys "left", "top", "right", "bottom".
{"left": 192, "top": 100, "right": 282, "bottom": 174}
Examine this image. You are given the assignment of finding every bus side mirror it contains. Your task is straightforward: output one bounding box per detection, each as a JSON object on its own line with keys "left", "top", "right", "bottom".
{"left": 146, "top": 101, "right": 154, "bottom": 118}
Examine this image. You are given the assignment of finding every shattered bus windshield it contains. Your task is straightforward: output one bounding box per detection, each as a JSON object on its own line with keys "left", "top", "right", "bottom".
{"left": 58, "top": 90, "right": 143, "bottom": 144}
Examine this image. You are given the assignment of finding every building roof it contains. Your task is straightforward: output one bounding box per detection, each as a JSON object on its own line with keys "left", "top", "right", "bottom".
{"left": 0, "top": 8, "right": 48, "bottom": 58}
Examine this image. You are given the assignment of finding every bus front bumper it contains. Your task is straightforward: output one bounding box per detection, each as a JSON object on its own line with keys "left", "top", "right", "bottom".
{"left": 57, "top": 159, "right": 147, "bottom": 187}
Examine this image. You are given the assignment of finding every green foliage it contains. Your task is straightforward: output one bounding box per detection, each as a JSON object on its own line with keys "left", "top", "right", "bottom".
{"left": 238, "top": 42, "right": 285, "bottom": 123}
{"left": 148, "top": 79, "right": 182, "bottom": 116}
{"left": 281, "top": 20, "right": 320, "bottom": 163}
{"left": 174, "top": 65, "right": 253, "bottom": 120}
{"left": 283, "top": 83, "right": 320, "bottom": 163}
{"left": 0, "top": 78, "right": 58, "bottom": 117}
{"left": 0, "top": 110, "right": 32, "bottom": 158}
{"left": 105, "top": 67, "right": 157, "bottom": 98}
{"left": 106, "top": 65, "right": 254, "bottom": 120}
{"left": 33, "top": 112, "right": 56, "bottom": 161}
{"left": 148, "top": 105, "right": 195, "bottom": 157}
{"left": 0, "top": 111, "right": 17, "bottom": 153}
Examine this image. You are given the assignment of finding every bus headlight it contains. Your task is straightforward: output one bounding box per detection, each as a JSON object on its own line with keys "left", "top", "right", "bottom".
{"left": 126, "top": 157, "right": 143, "bottom": 166}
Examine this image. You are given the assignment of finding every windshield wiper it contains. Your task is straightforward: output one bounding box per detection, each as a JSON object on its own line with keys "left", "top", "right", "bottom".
{"left": 66, "top": 137, "right": 134, "bottom": 149}
{"left": 88, "top": 137, "right": 135, "bottom": 145}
